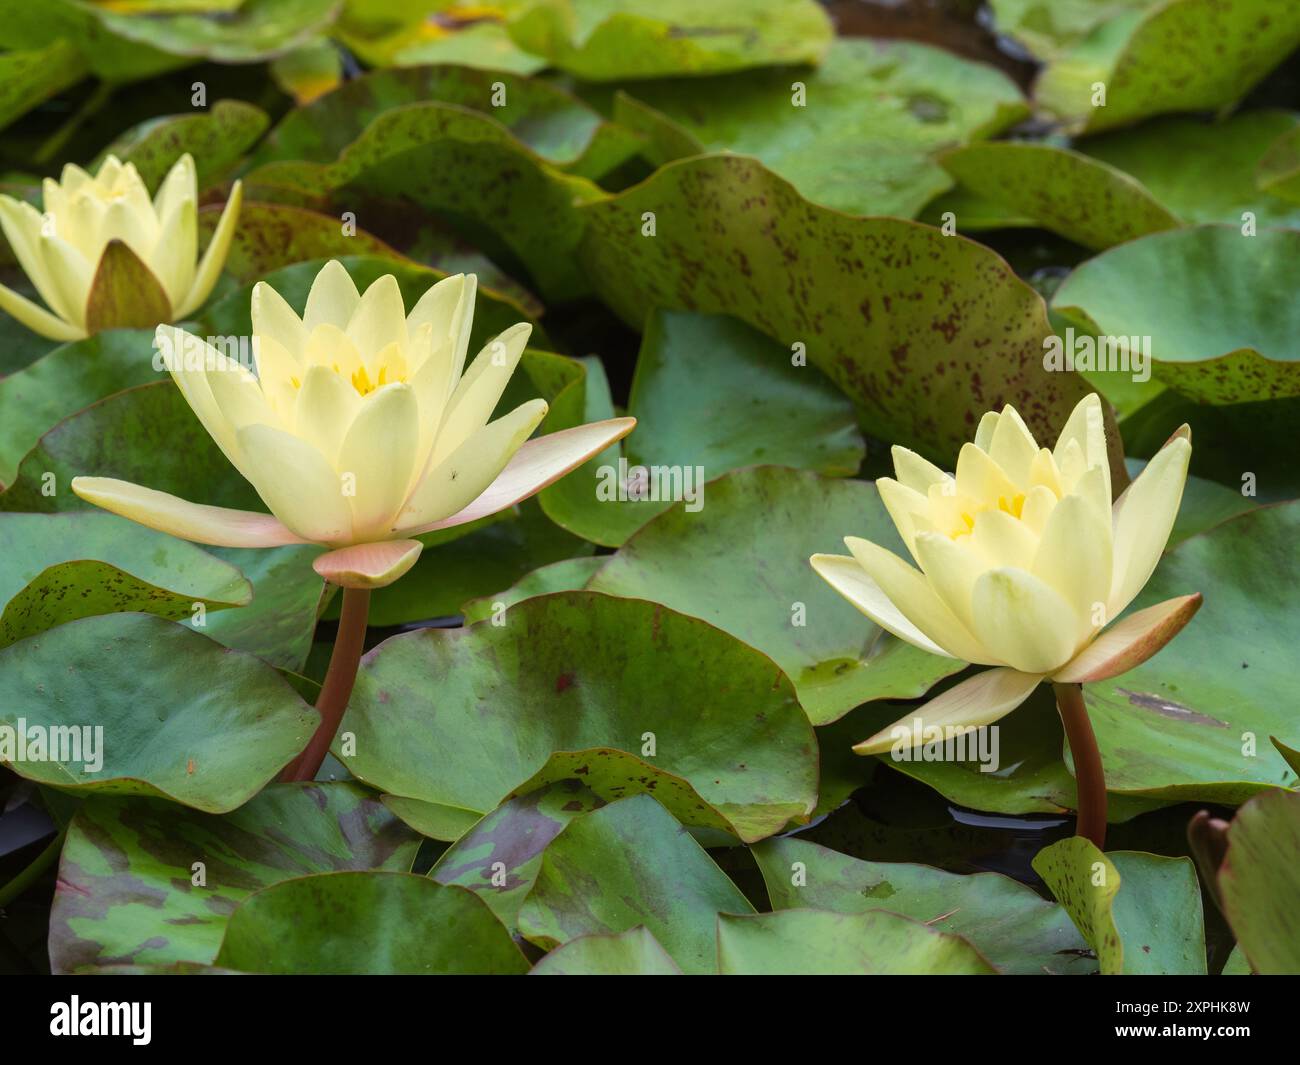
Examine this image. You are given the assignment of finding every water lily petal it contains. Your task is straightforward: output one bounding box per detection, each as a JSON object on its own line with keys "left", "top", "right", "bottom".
{"left": 237, "top": 423, "right": 353, "bottom": 544}
{"left": 844, "top": 536, "right": 993, "bottom": 663}
{"left": 875, "top": 475, "right": 929, "bottom": 561}
{"left": 987, "top": 404, "right": 1038, "bottom": 487}
{"left": 1032, "top": 493, "right": 1113, "bottom": 638}
{"left": 156, "top": 324, "right": 247, "bottom": 473}
{"left": 810, "top": 552, "right": 954, "bottom": 659}
{"left": 1053, "top": 392, "right": 1110, "bottom": 502}
{"left": 429, "top": 322, "right": 531, "bottom": 466}
{"left": 0, "top": 196, "right": 69, "bottom": 321}
{"left": 0, "top": 281, "right": 82, "bottom": 341}
{"left": 347, "top": 272, "right": 407, "bottom": 364}
{"left": 1053, "top": 594, "right": 1202, "bottom": 683}
{"left": 303, "top": 258, "right": 360, "bottom": 333}
{"left": 153, "top": 153, "right": 197, "bottom": 225}
{"left": 150, "top": 196, "right": 197, "bottom": 310}
{"left": 890, "top": 445, "right": 950, "bottom": 493}
{"left": 336, "top": 382, "right": 419, "bottom": 541}
{"left": 177, "top": 180, "right": 241, "bottom": 319}
{"left": 294, "top": 363, "right": 360, "bottom": 463}
{"left": 398, "top": 415, "right": 635, "bottom": 536}
{"left": 313, "top": 539, "right": 423, "bottom": 590}
{"left": 969, "top": 567, "right": 1080, "bottom": 674}
{"left": 1108, "top": 433, "right": 1192, "bottom": 617}
{"left": 852, "top": 667, "right": 1043, "bottom": 755}
{"left": 70, "top": 476, "right": 307, "bottom": 548}
{"left": 912, "top": 531, "right": 984, "bottom": 633}
{"left": 251, "top": 266, "right": 308, "bottom": 354}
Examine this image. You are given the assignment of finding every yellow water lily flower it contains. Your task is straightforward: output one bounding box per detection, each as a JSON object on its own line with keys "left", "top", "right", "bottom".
{"left": 812, "top": 393, "right": 1198, "bottom": 754}
{"left": 0, "top": 153, "right": 241, "bottom": 342}
{"left": 72, "top": 260, "right": 635, "bottom": 588}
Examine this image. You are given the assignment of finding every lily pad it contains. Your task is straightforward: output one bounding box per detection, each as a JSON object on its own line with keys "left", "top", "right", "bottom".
{"left": 98, "top": 99, "right": 270, "bottom": 190}
{"left": 0, "top": 0, "right": 187, "bottom": 82}
{"left": 1032, "top": 837, "right": 1206, "bottom": 974}
{"left": 1029, "top": 0, "right": 1300, "bottom": 134}
{"left": 429, "top": 779, "right": 606, "bottom": 933}
{"left": 505, "top": 0, "right": 833, "bottom": 80}
{"left": 249, "top": 64, "right": 643, "bottom": 180}
{"left": 0, "top": 613, "right": 317, "bottom": 809}
{"left": 516, "top": 795, "right": 755, "bottom": 974}
{"left": 49, "top": 782, "right": 420, "bottom": 973}
{"left": 752, "top": 835, "right": 1092, "bottom": 974}
{"left": 461, "top": 555, "right": 605, "bottom": 624}
{"left": 0, "top": 511, "right": 250, "bottom": 648}
{"left": 1083, "top": 502, "right": 1300, "bottom": 801}
{"left": 1125, "top": 458, "right": 1256, "bottom": 546}
{"left": 1053, "top": 225, "right": 1300, "bottom": 403}
{"left": 0, "top": 39, "right": 86, "bottom": 132}
{"left": 1257, "top": 121, "right": 1300, "bottom": 202}
{"left": 617, "top": 38, "right": 1026, "bottom": 218}
{"left": 588, "top": 466, "right": 963, "bottom": 725}
{"left": 341, "top": 591, "right": 818, "bottom": 842}
{"left": 938, "top": 142, "right": 1179, "bottom": 250}
{"left": 578, "top": 154, "right": 1115, "bottom": 474}
{"left": 214, "top": 871, "right": 528, "bottom": 974}
{"left": 1218, "top": 788, "right": 1300, "bottom": 975}
{"left": 715, "top": 908, "right": 998, "bottom": 975}
{"left": 0, "top": 330, "right": 160, "bottom": 490}
{"left": 530, "top": 926, "right": 682, "bottom": 975}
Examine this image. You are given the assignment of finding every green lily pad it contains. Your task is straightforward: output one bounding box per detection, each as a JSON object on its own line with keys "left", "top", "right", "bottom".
{"left": 250, "top": 64, "right": 643, "bottom": 181}
{"left": 617, "top": 38, "right": 1025, "bottom": 218}
{"left": 246, "top": 105, "right": 604, "bottom": 300}
{"left": 1257, "top": 121, "right": 1300, "bottom": 202}
{"left": 98, "top": 99, "right": 270, "bottom": 190}
{"left": 716, "top": 908, "right": 998, "bottom": 975}
{"left": 516, "top": 795, "right": 755, "bottom": 974}
{"left": 0, "top": 330, "right": 159, "bottom": 490}
{"left": 1125, "top": 458, "right": 1256, "bottom": 546}
{"left": 382, "top": 21, "right": 547, "bottom": 75}
{"left": 987, "top": 0, "right": 1148, "bottom": 62}
{"left": 268, "top": 36, "right": 342, "bottom": 104}
{"left": 0, "top": 0, "right": 187, "bottom": 82}
{"left": 577, "top": 154, "right": 1113, "bottom": 472}
{"left": 0, "top": 511, "right": 250, "bottom": 648}
{"left": 752, "top": 835, "right": 1092, "bottom": 974}
{"left": 505, "top": 0, "right": 832, "bottom": 80}
{"left": 530, "top": 926, "right": 682, "bottom": 975}
{"left": 1083, "top": 111, "right": 1300, "bottom": 228}
{"left": 539, "top": 310, "right": 866, "bottom": 546}
{"left": 1218, "top": 789, "right": 1300, "bottom": 974}
{"left": 215, "top": 871, "right": 528, "bottom": 974}
{"left": 0, "top": 612, "right": 316, "bottom": 809}
{"left": 342, "top": 591, "right": 817, "bottom": 841}
{"left": 462, "top": 555, "right": 605, "bottom": 624}
{"left": 1083, "top": 502, "right": 1300, "bottom": 801}
{"left": 1053, "top": 225, "right": 1300, "bottom": 403}
{"left": 89, "top": 0, "right": 341, "bottom": 63}
{"left": 588, "top": 466, "right": 963, "bottom": 725}
{"left": 429, "top": 780, "right": 606, "bottom": 933}
{"left": 1032, "top": 837, "right": 1206, "bottom": 974}
{"left": 0, "top": 39, "right": 86, "bottom": 132}
{"left": 938, "top": 142, "right": 1179, "bottom": 250}
{"left": 1030, "top": 0, "right": 1300, "bottom": 134}
{"left": 49, "top": 782, "right": 420, "bottom": 973}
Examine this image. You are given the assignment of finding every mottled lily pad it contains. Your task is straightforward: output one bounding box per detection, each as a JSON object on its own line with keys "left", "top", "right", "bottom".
{"left": 530, "top": 926, "right": 682, "bottom": 975}
{"left": 49, "top": 783, "right": 420, "bottom": 973}
{"left": 1218, "top": 788, "right": 1300, "bottom": 974}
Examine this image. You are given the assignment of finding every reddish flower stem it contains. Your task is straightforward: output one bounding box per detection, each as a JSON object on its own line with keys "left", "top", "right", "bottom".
{"left": 280, "top": 586, "right": 371, "bottom": 784}
{"left": 1054, "top": 681, "right": 1107, "bottom": 850}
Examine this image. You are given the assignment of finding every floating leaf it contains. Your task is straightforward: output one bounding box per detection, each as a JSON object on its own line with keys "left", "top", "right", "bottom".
{"left": 578, "top": 154, "right": 1115, "bottom": 474}
{"left": 342, "top": 591, "right": 818, "bottom": 842}
{"left": 0, "top": 0, "right": 187, "bottom": 82}
{"left": 0, "top": 511, "right": 249, "bottom": 648}
{"left": 0, "top": 613, "right": 316, "bottom": 809}
{"left": 269, "top": 37, "right": 343, "bottom": 105}
{"left": 1218, "top": 789, "right": 1300, "bottom": 975}
{"left": 49, "top": 782, "right": 419, "bottom": 972}
{"left": 1082, "top": 504, "right": 1300, "bottom": 801}
{"left": 530, "top": 926, "right": 681, "bottom": 975}
{"left": 618, "top": 38, "right": 1025, "bottom": 218}
{"left": 215, "top": 871, "right": 528, "bottom": 973}
{"left": 589, "top": 466, "right": 962, "bottom": 725}
{"left": 516, "top": 795, "right": 755, "bottom": 974}
{"left": 462, "top": 556, "right": 604, "bottom": 624}
{"left": 1032, "top": 837, "right": 1206, "bottom": 974}
{"left": 0, "top": 39, "right": 86, "bottom": 132}
{"left": 505, "top": 0, "right": 833, "bottom": 80}
{"left": 752, "top": 836, "right": 1092, "bottom": 974}
{"left": 1054, "top": 225, "right": 1300, "bottom": 403}
{"left": 716, "top": 909, "right": 998, "bottom": 975}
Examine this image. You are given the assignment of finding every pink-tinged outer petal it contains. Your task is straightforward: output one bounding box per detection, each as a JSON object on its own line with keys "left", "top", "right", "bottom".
{"left": 853, "top": 667, "right": 1043, "bottom": 755}
{"left": 313, "top": 539, "right": 423, "bottom": 589}
{"left": 1051, "top": 593, "right": 1202, "bottom": 683}
{"left": 396, "top": 416, "right": 636, "bottom": 536}
{"left": 71, "top": 476, "right": 310, "bottom": 548}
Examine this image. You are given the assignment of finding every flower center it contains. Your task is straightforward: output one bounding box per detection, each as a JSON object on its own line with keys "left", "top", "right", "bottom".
{"left": 951, "top": 492, "right": 1026, "bottom": 538}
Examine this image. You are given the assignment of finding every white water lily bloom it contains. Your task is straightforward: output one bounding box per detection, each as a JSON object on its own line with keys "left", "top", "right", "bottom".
{"left": 72, "top": 261, "right": 635, "bottom": 588}
{"left": 0, "top": 153, "right": 241, "bottom": 341}
{"left": 811, "top": 394, "right": 1199, "bottom": 754}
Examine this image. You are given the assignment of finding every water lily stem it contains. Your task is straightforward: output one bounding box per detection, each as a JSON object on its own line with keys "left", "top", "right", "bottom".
{"left": 1054, "top": 681, "right": 1107, "bottom": 850}
{"left": 281, "top": 586, "right": 371, "bottom": 784}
